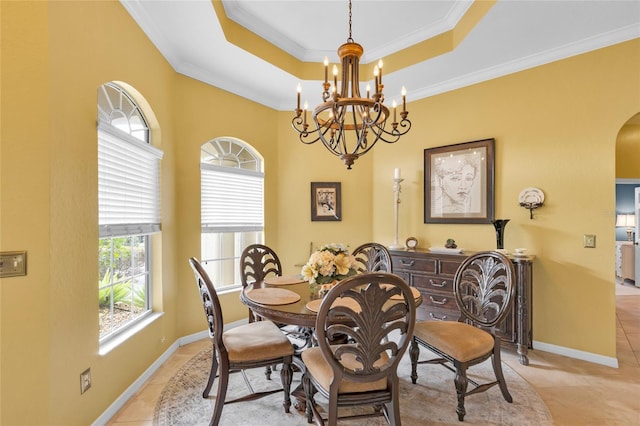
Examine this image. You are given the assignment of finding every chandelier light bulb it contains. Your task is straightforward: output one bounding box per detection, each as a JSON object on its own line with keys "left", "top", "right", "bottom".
{"left": 401, "top": 86, "right": 407, "bottom": 112}
{"left": 323, "top": 56, "right": 329, "bottom": 83}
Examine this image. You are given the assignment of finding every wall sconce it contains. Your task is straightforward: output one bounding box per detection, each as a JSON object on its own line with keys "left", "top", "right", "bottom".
{"left": 616, "top": 213, "right": 636, "bottom": 241}
{"left": 519, "top": 187, "right": 544, "bottom": 219}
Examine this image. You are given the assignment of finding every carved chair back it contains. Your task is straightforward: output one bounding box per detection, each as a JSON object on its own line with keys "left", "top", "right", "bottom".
{"left": 352, "top": 242, "right": 393, "bottom": 273}
{"left": 453, "top": 251, "right": 516, "bottom": 331}
{"left": 240, "top": 244, "right": 282, "bottom": 288}
{"left": 316, "top": 272, "right": 415, "bottom": 390}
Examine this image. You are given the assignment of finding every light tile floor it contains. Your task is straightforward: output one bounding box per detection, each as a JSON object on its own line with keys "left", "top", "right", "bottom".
{"left": 108, "top": 282, "right": 640, "bottom": 425}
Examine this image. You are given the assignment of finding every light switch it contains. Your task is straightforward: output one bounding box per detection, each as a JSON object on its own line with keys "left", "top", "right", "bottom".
{"left": 0, "top": 251, "right": 26, "bottom": 277}
{"left": 583, "top": 235, "right": 596, "bottom": 248}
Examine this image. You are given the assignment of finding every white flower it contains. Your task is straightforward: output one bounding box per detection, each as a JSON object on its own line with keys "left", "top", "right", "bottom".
{"left": 301, "top": 243, "right": 358, "bottom": 285}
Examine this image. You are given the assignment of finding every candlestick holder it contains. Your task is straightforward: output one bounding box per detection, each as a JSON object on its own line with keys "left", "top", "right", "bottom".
{"left": 389, "top": 177, "right": 405, "bottom": 250}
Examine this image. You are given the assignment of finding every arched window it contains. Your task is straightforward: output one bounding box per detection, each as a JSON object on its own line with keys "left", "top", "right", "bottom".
{"left": 200, "top": 137, "right": 264, "bottom": 289}
{"left": 97, "top": 82, "right": 163, "bottom": 341}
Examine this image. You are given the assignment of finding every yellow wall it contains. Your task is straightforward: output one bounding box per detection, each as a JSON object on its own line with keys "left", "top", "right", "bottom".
{"left": 364, "top": 40, "right": 640, "bottom": 357}
{"left": 1, "top": 2, "right": 51, "bottom": 424}
{"left": 1, "top": 0, "right": 639, "bottom": 424}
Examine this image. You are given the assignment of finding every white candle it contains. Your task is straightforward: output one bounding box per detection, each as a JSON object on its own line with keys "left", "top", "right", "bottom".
{"left": 394, "top": 168, "right": 401, "bottom": 179}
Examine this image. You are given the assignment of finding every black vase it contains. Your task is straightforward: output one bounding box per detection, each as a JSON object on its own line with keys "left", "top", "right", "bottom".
{"left": 491, "top": 219, "right": 510, "bottom": 250}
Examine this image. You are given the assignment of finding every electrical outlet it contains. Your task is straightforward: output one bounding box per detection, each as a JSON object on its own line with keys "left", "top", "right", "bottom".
{"left": 80, "top": 368, "right": 91, "bottom": 394}
{"left": 583, "top": 234, "right": 596, "bottom": 248}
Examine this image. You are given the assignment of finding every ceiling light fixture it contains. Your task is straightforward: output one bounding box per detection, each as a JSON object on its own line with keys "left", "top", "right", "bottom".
{"left": 291, "top": 0, "right": 411, "bottom": 169}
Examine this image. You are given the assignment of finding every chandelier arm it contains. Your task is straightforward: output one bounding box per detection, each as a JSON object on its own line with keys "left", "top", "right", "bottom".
{"left": 292, "top": 116, "right": 335, "bottom": 146}
{"left": 319, "top": 121, "right": 346, "bottom": 158}
{"left": 367, "top": 119, "right": 412, "bottom": 144}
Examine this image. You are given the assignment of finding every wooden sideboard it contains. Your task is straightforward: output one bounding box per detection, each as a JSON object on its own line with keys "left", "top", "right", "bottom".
{"left": 390, "top": 248, "right": 533, "bottom": 365}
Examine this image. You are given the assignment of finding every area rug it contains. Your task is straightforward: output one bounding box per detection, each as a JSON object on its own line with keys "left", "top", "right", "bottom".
{"left": 154, "top": 348, "right": 553, "bottom": 426}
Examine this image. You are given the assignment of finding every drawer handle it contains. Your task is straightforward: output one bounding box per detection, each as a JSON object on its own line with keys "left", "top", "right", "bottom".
{"left": 400, "top": 259, "right": 415, "bottom": 267}
{"left": 429, "top": 296, "right": 448, "bottom": 305}
{"left": 429, "top": 279, "right": 446, "bottom": 288}
{"left": 429, "top": 313, "right": 448, "bottom": 321}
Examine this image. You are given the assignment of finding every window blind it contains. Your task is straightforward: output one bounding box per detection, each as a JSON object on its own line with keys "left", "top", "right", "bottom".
{"left": 98, "top": 122, "right": 164, "bottom": 238}
{"left": 201, "top": 163, "right": 264, "bottom": 233}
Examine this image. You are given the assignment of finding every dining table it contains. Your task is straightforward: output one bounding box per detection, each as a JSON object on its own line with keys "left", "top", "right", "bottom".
{"left": 240, "top": 274, "right": 423, "bottom": 411}
{"left": 240, "top": 275, "right": 423, "bottom": 338}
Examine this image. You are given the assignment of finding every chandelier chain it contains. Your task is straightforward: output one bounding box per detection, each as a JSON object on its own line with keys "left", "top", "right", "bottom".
{"left": 348, "top": 0, "right": 353, "bottom": 43}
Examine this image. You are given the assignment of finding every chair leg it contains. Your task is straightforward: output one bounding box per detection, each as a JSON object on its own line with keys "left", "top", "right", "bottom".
{"left": 265, "top": 365, "right": 272, "bottom": 380}
{"left": 280, "top": 359, "right": 293, "bottom": 413}
{"left": 491, "top": 341, "right": 513, "bottom": 403}
{"left": 302, "top": 372, "right": 315, "bottom": 424}
{"left": 210, "top": 359, "right": 230, "bottom": 426}
{"left": 453, "top": 362, "right": 469, "bottom": 422}
{"left": 386, "top": 384, "right": 402, "bottom": 426}
{"left": 203, "top": 348, "right": 218, "bottom": 398}
{"left": 409, "top": 338, "right": 420, "bottom": 384}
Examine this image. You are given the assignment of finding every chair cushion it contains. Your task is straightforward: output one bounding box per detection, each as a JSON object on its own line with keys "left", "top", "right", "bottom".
{"left": 301, "top": 345, "right": 389, "bottom": 394}
{"left": 223, "top": 320, "right": 293, "bottom": 362}
{"left": 413, "top": 321, "right": 494, "bottom": 362}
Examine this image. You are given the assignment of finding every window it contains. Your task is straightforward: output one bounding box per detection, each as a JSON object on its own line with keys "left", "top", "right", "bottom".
{"left": 200, "top": 137, "right": 264, "bottom": 289}
{"left": 97, "top": 83, "right": 163, "bottom": 341}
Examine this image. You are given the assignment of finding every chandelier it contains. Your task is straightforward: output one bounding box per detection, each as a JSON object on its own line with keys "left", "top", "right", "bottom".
{"left": 291, "top": 0, "right": 411, "bottom": 169}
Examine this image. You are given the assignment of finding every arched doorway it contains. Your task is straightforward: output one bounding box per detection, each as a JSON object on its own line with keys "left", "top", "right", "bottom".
{"left": 615, "top": 112, "right": 640, "bottom": 366}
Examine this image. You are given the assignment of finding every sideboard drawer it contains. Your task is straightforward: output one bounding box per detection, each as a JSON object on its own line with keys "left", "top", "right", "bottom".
{"left": 420, "top": 291, "right": 458, "bottom": 311}
{"left": 412, "top": 274, "right": 454, "bottom": 293}
{"left": 440, "top": 259, "right": 463, "bottom": 276}
{"left": 393, "top": 255, "right": 436, "bottom": 273}
{"left": 422, "top": 307, "right": 458, "bottom": 322}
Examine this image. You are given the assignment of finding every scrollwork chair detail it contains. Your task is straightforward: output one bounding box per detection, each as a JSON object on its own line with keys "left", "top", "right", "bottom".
{"left": 240, "top": 244, "right": 283, "bottom": 323}
{"left": 409, "top": 251, "right": 515, "bottom": 421}
{"left": 302, "top": 272, "right": 416, "bottom": 426}
{"left": 189, "top": 257, "right": 294, "bottom": 426}
{"left": 352, "top": 242, "right": 393, "bottom": 273}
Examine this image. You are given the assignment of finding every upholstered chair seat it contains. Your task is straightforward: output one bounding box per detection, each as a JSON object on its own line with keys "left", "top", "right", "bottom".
{"left": 414, "top": 321, "right": 494, "bottom": 362}
{"left": 302, "top": 344, "right": 389, "bottom": 394}
{"left": 223, "top": 321, "right": 294, "bottom": 363}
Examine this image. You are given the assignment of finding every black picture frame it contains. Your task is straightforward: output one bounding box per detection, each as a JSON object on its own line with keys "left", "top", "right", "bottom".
{"left": 311, "top": 182, "right": 341, "bottom": 221}
{"left": 424, "top": 138, "right": 495, "bottom": 224}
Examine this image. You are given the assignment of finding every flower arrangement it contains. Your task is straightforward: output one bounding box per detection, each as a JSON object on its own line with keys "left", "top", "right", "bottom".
{"left": 301, "top": 243, "right": 358, "bottom": 285}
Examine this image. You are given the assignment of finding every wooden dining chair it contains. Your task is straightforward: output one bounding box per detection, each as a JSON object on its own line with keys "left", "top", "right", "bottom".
{"left": 189, "top": 257, "right": 294, "bottom": 426}
{"left": 409, "top": 251, "right": 515, "bottom": 421}
{"left": 240, "top": 244, "right": 283, "bottom": 323}
{"left": 302, "top": 272, "right": 416, "bottom": 426}
{"left": 352, "top": 242, "right": 393, "bottom": 273}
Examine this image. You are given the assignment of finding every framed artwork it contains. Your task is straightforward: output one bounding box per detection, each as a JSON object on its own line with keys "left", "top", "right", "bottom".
{"left": 311, "top": 182, "right": 341, "bottom": 221}
{"left": 424, "top": 138, "right": 495, "bottom": 224}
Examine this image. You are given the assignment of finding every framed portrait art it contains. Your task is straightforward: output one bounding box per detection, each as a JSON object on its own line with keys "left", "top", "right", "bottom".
{"left": 424, "top": 138, "right": 495, "bottom": 224}
{"left": 311, "top": 182, "right": 341, "bottom": 221}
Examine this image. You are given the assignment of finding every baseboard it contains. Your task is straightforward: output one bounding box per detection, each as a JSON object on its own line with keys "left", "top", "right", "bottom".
{"left": 532, "top": 340, "right": 619, "bottom": 368}
{"left": 92, "top": 319, "right": 246, "bottom": 425}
